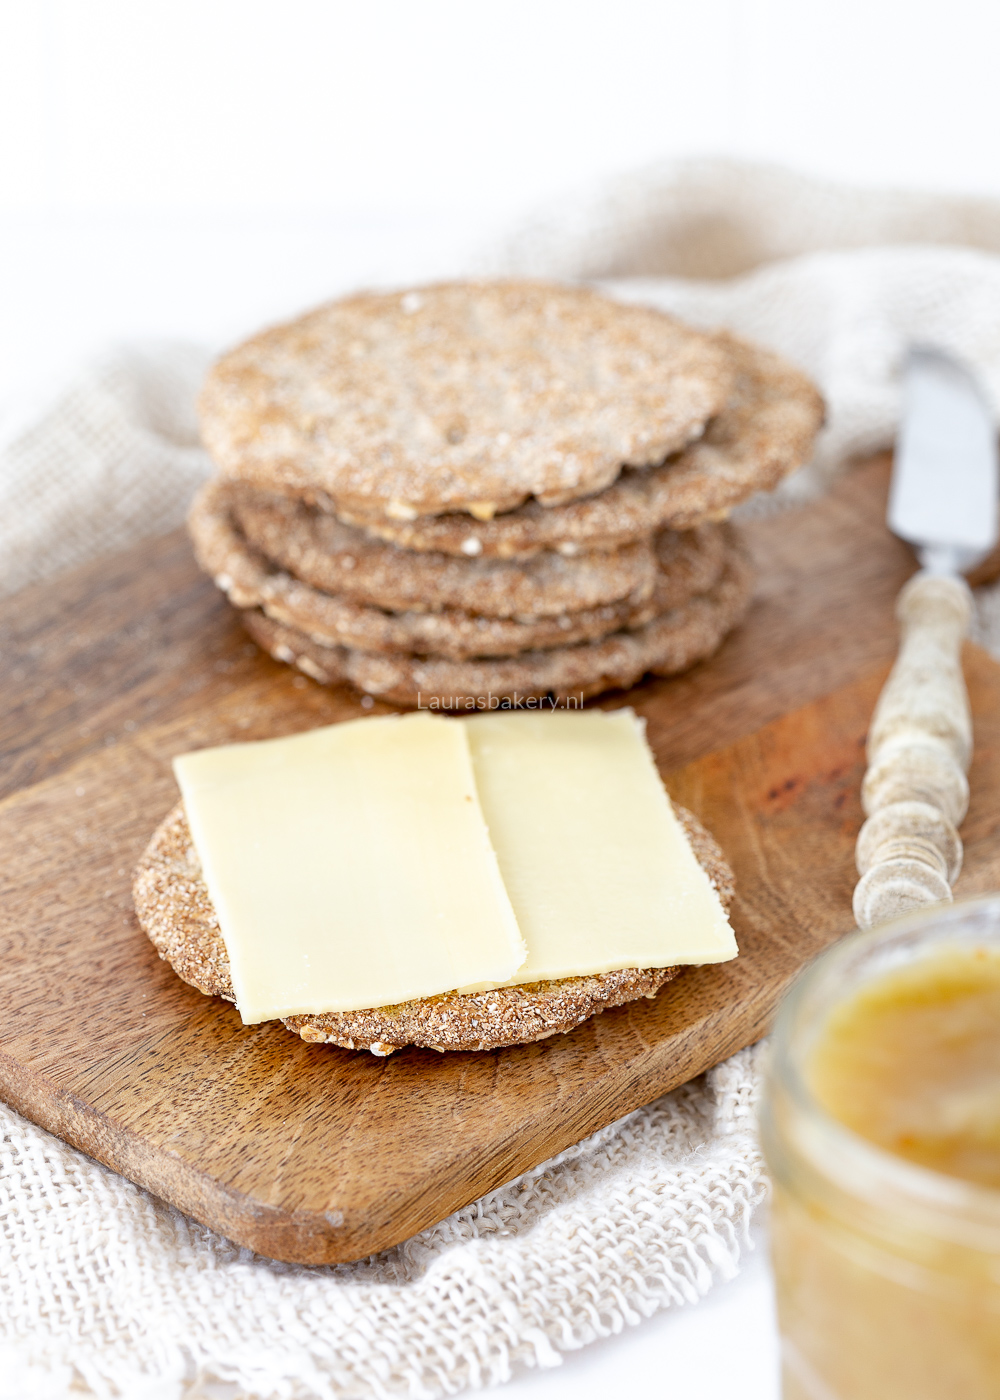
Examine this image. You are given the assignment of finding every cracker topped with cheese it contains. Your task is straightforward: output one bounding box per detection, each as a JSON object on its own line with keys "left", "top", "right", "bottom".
{"left": 134, "top": 709, "right": 737, "bottom": 1053}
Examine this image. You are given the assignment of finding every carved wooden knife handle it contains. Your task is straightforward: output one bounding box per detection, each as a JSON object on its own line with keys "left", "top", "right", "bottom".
{"left": 853, "top": 573, "right": 973, "bottom": 929}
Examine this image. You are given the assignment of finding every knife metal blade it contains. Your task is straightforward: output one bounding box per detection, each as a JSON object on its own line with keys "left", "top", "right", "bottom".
{"left": 888, "top": 347, "right": 999, "bottom": 574}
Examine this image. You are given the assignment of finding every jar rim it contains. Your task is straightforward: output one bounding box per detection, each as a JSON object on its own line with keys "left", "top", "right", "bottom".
{"left": 769, "top": 893, "right": 1000, "bottom": 1248}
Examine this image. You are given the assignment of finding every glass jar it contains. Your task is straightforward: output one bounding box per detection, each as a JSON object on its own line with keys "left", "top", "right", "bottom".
{"left": 761, "top": 895, "right": 1000, "bottom": 1400}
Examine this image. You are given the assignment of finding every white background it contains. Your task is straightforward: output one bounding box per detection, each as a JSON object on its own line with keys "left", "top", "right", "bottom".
{"left": 4, "top": 4, "right": 1000, "bottom": 1395}
{"left": 6, "top": 0, "right": 1000, "bottom": 215}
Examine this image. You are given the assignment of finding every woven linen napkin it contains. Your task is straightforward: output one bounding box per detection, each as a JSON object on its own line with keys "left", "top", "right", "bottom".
{"left": 3, "top": 161, "right": 1000, "bottom": 1399}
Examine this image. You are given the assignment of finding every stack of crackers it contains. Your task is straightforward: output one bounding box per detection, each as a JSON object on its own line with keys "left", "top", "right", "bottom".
{"left": 189, "top": 281, "right": 823, "bottom": 707}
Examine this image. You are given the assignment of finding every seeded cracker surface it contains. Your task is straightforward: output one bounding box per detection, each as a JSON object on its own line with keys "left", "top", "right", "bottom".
{"left": 189, "top": 478, "right": 733, "bottom": 659}
{"left": 240, "top": 543, "right": 753, "bottom": 705}
{"left": 335, "top": 332, "right": 825, "bottom": 557}
{"left": 133, "top": 803, "right": 735, "bottom": 1055}
{"left": 198, "top": 281, "right": 734, "bottom": 518}
{"left": 191, "top": 476, "right": 660, "bottom": 619}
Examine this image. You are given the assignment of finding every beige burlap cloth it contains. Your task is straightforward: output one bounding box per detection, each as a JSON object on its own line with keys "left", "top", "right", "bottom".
{"left": 3, "top": 160, "right": 1000, "bottom": 1399}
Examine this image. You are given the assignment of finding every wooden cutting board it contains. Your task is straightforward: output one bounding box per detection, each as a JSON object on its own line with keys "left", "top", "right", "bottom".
{"left": 3, "top": 453, "right": 1000, "bottom": 1265}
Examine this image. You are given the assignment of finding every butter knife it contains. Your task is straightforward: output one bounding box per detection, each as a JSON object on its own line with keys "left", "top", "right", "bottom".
{"left": 853, "top": 348, "right": 998, "bottom": 928}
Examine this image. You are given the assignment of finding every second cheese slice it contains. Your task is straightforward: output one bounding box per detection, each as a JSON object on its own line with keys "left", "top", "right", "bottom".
{"left": 464, "top": 708, "right": 737, "bottom": 983}
{"left": 174, "top": 712, "right": 526, "bottom": 1023}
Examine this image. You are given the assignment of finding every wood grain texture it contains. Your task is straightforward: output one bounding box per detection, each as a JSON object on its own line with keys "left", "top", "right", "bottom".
{"left": 2, "top": 453, "right": 1000, "bottom": 1264}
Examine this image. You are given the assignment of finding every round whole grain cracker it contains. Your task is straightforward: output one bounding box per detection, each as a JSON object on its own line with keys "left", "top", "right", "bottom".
{"left": 133, "top": 801, "right": 734, "bottom": 1055}
{"left": 240, "top": 543, "right": 754, "bottom": 706}
{"left": 190, "top": 476, "right": 659, "bottom": 620}
{"left": 189, "top": 476, "right": 732, "bottom": 659}
{"left": 199, "top": 280, "right": 733, "bottom": 518}
{"left": 236, "top": 528, "right": 728, "bottom": 660}
{"left": 223, "top": 529, "right": 726, "bottom": 661}
{"left": 334, "top": 333, "right": 824, "bottom": 557}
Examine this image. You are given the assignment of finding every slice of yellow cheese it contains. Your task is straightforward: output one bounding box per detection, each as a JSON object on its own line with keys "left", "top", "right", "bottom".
{"left": 173, "top": 712, "right": 526, "bottom": 1024}
{"left": 463, "top": 708, "right": 737, "bottom": 983}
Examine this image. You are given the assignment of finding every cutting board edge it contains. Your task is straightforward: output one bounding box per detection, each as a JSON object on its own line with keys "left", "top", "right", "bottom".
{"left": 0, "top": 1046, "right": 362, "bottom": 1263}
{"left": 0, "top": 973, "right": 782, "bottom": 1264}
